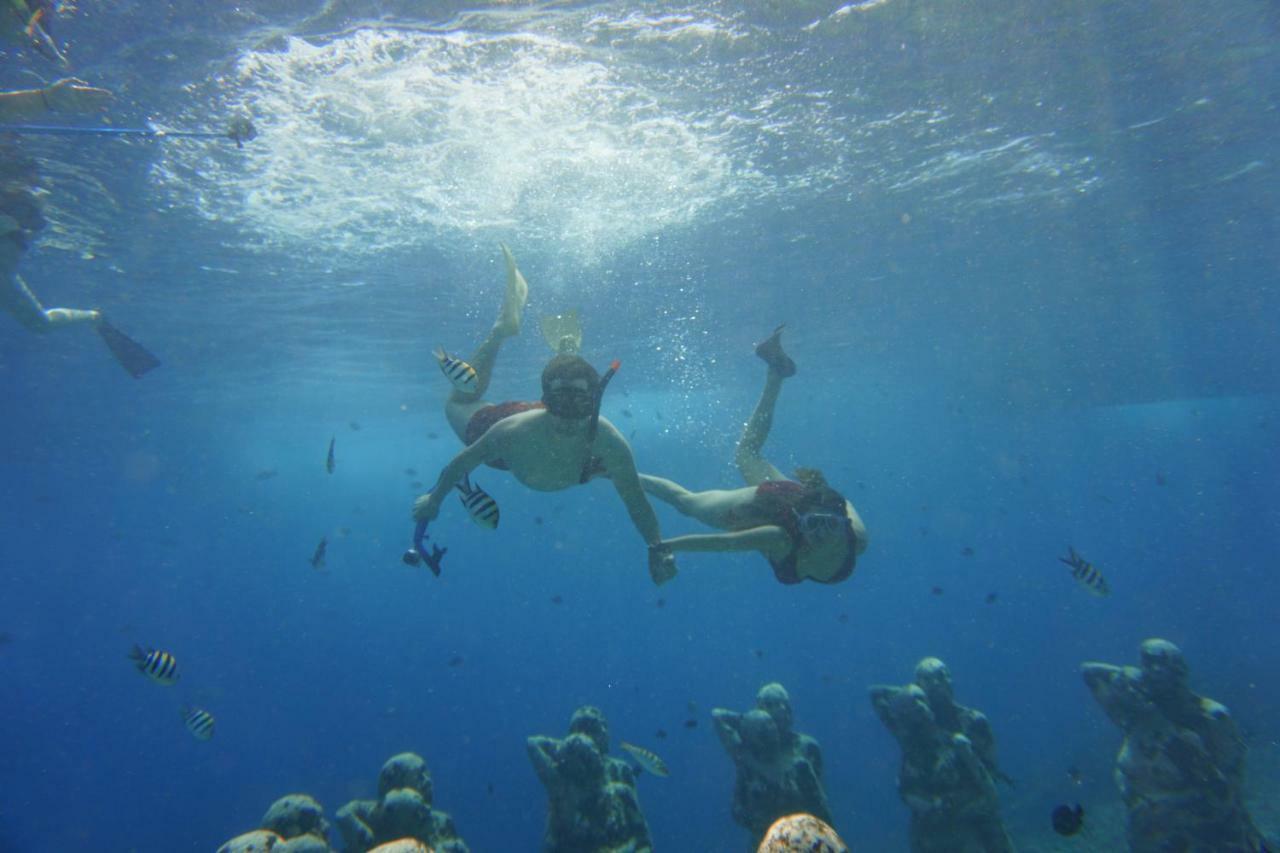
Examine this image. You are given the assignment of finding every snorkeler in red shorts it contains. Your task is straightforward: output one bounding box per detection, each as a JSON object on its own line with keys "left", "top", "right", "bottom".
{"left": 639, "top": 325, "right": 867, "bottom": 585}
{"left": 410, "top": 245, "right": 675, "bottom": 581}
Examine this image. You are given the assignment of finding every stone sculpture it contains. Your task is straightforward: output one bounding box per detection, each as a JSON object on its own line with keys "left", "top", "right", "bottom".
{"left": 869, "top": 657, "right": 1014, "bottom": 853}
{"left": 526, "top": 705, "right": 653, "bottom": 852}
{"left": 711, "top": 682, "right": 833, "bottom": 848}
{"left": 1082, "top": 638, "right": 1267, "bottom": 853}
{"left": 217, "top": 793, "right": 332, "bottom": 853}
{"left": 335, "top": 752, "right": 468, "bottom": 853}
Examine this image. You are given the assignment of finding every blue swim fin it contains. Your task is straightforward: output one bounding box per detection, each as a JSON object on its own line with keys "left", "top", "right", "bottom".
{"left": 96, "top": 320, "right": 160, "bottom": 378}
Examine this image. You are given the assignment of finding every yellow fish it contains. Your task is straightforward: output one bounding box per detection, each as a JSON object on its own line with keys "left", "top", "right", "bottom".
{"left": 130, "top": 645, "right": 179, "bottom": 685}
{"left": 620, "top": 741, "right": 669, "bottom": 777}
{"left": 434, "top": 348, "right": 478, "bottom": 393}
{"left": 455, "top": 474, "right": 499, "bottom": 529}
{"left": 182, "top": 706, "right": 215, "bottom": 741}
{"left": 1059, "top": 546, "right": 1110, "bottom": 597}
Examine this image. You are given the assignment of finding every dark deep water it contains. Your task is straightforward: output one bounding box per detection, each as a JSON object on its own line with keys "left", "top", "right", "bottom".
{"left": 1, "top": 1, "right": 1278, "bottom": 850}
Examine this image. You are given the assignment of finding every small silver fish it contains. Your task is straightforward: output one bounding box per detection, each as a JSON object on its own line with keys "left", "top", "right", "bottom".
{"left": 310, "top": 537, "right": 328, "bottom": 570}
{"left": 130, "top": 645, "right": 179, "bottom": 685}
{"left": 182, "top": 706, "right": 215, "bottom": 741}
{"left": 434, "top": 348, "right": 478, "bottom": 393}
{"left": 455, "top": 474, "right": 499, "bottom": 529}
{"left": 620, "top": 741, "right": 669, "bottom": 777}
{"left": 1059, "top": 546, "right": 1110, "bottom": 597}
{"left": 326, "top": 437, "right": 336, "bottom": 474}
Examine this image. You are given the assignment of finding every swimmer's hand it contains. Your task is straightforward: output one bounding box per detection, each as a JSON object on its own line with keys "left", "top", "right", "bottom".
{"left": 648, "top": 543, "right": 678, "bottom": 586}
{"left": 44, "top": 78, "right": 112, "bottom": 113}
{"left": 412, "top": 492, "right": 439, "bottom": 523}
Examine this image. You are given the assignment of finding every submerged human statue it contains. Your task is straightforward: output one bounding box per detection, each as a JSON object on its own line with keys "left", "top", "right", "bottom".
{"left": 1082, "top": 638, "right": 1268, "bottom": 853}
{"left": 335, "top": 752, "right": 469, "bottom": 852}
{"left": 526, "top": 706, "right": 653, "bottom": 852}
{"left": 870, "top": 657, "right": 1015, "bottom": 853}
{"left": 410, "top": 245, "right": 675, "bottom": 581}
{"left": 640, "top": 325, "right": 867, "bottom": 586}
{"left": 711, "top": 682, "right": 834, "bottom": 848}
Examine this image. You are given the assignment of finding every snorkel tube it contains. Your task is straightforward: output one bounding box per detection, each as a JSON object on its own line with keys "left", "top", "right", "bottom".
{"left": 579, "top": 359, "right": 620, "bottom": 484}
{"left": 401, "top": 518, "right": 447, "bottom": 577}
{"left": 0, "top": 118, "right": 258, "bottom": 148}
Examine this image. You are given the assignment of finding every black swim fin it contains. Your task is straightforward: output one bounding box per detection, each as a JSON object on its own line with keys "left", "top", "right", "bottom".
{"left": 96, "top": 320, "right": 160, "bottom": 378}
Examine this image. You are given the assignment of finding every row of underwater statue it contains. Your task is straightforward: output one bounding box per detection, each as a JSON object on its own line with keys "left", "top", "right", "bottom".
{"left": 216, "top": 638, "right": 1274, "bottom": 852}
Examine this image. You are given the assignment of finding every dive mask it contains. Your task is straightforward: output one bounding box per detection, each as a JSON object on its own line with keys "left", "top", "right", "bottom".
{"left": 543, "top": 377, "right": 595, "bottom": 420}
{"left": 795, "top": 509, "right": 847, "bottom": 539}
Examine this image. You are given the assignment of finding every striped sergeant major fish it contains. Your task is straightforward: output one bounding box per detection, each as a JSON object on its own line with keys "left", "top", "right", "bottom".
{"left": 620, "top": 741, "right": 669, "bottom": 777}
{"left": 434, "top": 348, "right": 478, "bottom": 393}
{"left": 1059, "top": 546, "right": 1110, "bottom": 597}
{"left": 182, "top": 706, "right": 215, "bottom": 741}
{"left": 130, "top": 645, "right": 179, "bottom": 685}
{"left": 456, "top": 474, "right": 499, "bottom": 529}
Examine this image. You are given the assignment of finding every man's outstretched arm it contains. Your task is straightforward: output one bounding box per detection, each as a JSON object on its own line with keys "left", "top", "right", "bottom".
{"left": 413, "top": 425, "right": 507, "bottom": 522}
{"left": 596, "top": 421, "right": 663, "bottom": 546}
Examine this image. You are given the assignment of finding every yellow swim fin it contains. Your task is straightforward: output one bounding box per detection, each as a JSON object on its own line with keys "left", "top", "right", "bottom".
{"left": 540, "top": 309, "right": 583, "bottom": 355}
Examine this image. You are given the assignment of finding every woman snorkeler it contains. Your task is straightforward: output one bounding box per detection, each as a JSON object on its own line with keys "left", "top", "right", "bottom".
{"left": 640, "top": 325, "right": 867, "bottom": 586}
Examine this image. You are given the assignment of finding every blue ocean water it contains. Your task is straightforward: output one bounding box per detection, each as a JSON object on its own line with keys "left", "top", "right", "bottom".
{"left": 2, "top": 1, "right": 1278, "bottom": 850}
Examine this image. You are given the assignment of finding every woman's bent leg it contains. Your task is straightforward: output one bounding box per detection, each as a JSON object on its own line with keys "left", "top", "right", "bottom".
{"left": 640, "top": 475, "right": 752, "bottom": 530}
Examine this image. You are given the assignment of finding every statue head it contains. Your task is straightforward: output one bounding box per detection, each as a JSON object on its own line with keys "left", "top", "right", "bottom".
{"left": 1139, "top": 638, "right": 1189, "bottom": 697}
{"left": 914, "top": 657, "right": 954, "bottom": 707}
{"left": 755, "top": 682, "right": 793, "bottom": 733}
{"left": 892, "top": 684, "right": 938, "bottom": 738}
{"left": 568, "top": 705, "right": 610, "bottom": 754}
